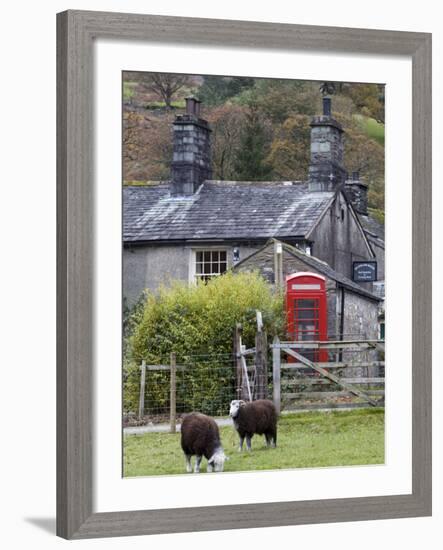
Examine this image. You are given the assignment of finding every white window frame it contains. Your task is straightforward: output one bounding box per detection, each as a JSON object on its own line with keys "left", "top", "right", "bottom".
{"left": 188, "top": 247, "right": 230, "bottom": 284}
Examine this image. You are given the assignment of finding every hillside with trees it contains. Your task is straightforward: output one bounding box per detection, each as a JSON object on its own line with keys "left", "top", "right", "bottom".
{"left": 123, "top": 72, "right": 385, "bottom": 222}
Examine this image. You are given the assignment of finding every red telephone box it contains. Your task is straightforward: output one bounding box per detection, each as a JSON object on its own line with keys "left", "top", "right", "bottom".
{"left": 286, "top": 272, "right": 328, "bottom": 362}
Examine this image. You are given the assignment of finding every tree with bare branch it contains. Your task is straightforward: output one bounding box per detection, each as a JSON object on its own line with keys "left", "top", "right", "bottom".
{"left": 141, "top": 73, "right": 192, "bottom": 108}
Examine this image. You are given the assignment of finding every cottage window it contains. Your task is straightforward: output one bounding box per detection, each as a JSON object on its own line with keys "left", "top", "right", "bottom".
{"left": 195, "top": 250, "right": 227, "bottom": 282}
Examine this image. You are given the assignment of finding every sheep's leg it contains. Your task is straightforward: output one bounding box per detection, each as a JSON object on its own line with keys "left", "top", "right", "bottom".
{"left": 265, "top": 432, "right": 276, "bottom": 448}
{"left": 246, "top": 435, "right": 252, "bottom": 451}
{"left": 207, "top": 461, "right": 213, "bottom": 473}
{"left": 238, "top": 435, "right": 244, "bottom": 452}
{"left": 185, "top": 454, "right": 192, "bottom": 473}
{"left": 194, "top": 455, "right": 202, "bottom": 473}
{"left": 271, "top": 430, "right": 277, "bottom": 448}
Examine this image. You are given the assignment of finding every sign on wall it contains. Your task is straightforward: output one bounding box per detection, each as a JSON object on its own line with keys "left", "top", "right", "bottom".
{"left": 352, "top": 261, "right": 377, "bottom": 282}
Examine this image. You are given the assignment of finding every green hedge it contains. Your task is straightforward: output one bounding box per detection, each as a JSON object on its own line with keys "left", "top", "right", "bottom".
{"left": 124, "top": 272, "right": 284, "bottom": 415}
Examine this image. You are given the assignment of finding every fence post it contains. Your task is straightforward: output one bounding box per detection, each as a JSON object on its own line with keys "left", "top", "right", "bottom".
{"left": 170, "top": 352, "right": 177, "bottom": 433}
{"left": 274, "top": 241, "right": 283, "bottom": 289}
{"left": 138, "top": 360, "right": 146, "bottom": 420}
{"left": 234, "top": 323, "right": 243, "bottom": 399}
{"left": 272, "top": 336, "right": 281, "bottom": 414}
{"left": 255, "top": 311, "right": 268, "bottom": 400}
{"left": 263, "top": 331, "right": 268, "bottom": 398}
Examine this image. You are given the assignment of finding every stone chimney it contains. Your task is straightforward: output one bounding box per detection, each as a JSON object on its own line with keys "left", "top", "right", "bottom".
{"left": 170, "top": 97, "right": 212, "bottom": 196}
{"left": 345, "top": 171, "right": 368, "bottom": 215}
{"left": 308, "top": 97, "right": 347, "bottom": 192}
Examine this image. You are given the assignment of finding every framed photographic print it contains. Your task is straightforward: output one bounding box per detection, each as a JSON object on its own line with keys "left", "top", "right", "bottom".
{"left": 57, "top": 10, "right": 431, "bottom": 539}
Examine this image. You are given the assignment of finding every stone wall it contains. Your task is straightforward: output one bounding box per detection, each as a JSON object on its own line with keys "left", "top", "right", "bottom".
{"left": 341, "top": 290, "right": 380, "bottom": 377}
{"left": 342, "top": 290, "right": 378, "bottom": 340}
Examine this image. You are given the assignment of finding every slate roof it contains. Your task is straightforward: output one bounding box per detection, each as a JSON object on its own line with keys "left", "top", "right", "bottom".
{"left": 235, "top": 239, "right": 382, "bottom": 302}
{"left": 123, "top": 181, "right": 334, "bottom": 243}
{"left": 358, "top": 214, "right": 385, "bottom": 249}
{"left": 289, "top": 244, "right": 382, "bottom": 301}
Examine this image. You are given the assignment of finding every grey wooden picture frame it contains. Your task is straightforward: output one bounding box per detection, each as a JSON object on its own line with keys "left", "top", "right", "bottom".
{"left": 57, "top": 9, "right": 432, "bottom": 540}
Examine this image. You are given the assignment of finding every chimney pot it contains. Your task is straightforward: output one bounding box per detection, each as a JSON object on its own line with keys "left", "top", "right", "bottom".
{"left": 323, "top": 97, "right": 331, "bottom": 116}
{"left": 185, "top": 96, "right": 197, "bottom": 116}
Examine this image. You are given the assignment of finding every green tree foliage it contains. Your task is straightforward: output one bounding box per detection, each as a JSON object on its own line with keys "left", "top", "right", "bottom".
{"left": 266, "top": 115, "right": 311, "bottom": 180}
{"left": 236, "top": 79, "right": 318, "bottom": 123}
{"left": 124, "top": 272, "right": 284, "bottom": 414}
{"left": 198, "top": 76, "right": 255, "bottom": 106}
{"left": 334, "top": 112, "right": 385, "bottom": 213}
{"left": 234, "top": 107, "right": 273, "bottom": 180}
{"left": 342, "top": 83, "right": 385, "bottom": 123}
{"left": 130, "top": 271, "right": 283, "bottom": 361}
{"left": 319, "top": 82, "right": 384, "bottom": 122}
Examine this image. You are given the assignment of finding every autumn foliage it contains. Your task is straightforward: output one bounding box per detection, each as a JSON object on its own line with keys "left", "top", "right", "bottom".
{"left": 122, "top": 73, "right": 385, "bottom": 218}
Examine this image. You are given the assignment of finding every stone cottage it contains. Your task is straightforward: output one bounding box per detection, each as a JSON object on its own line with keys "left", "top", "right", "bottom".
{"left": 123, "top": 96, "right": 385, "bottom": 310}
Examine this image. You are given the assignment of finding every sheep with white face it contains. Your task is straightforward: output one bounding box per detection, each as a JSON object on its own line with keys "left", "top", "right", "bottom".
{"left": 229, "top": 399, "right": 278, "bottom": 452}
{"left": 181, "top": 412, "right": 229, "bottom": 473}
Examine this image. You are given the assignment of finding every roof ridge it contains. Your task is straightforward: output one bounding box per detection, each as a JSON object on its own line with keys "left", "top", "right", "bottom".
{"left": 123, "top": 185, "right": 337, "bottom": 242}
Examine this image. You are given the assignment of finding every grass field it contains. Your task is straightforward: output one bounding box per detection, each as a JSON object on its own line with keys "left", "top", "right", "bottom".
{"left": 123, "top": 408, "right": 384, "bottom": 477}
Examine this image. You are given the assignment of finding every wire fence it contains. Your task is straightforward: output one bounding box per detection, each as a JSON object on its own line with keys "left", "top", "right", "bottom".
{"left": 123, "top": 333, "right": 384, "bottom": 427}
{"left": 125, "top": 353, "right": 241, "bottom": 425}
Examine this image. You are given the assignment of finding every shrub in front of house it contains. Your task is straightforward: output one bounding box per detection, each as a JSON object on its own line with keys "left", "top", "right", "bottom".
{"left": 124, "top": 271, "right": 284, "bottom": 416}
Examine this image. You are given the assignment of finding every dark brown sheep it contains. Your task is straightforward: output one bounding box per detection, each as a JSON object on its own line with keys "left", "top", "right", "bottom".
{"left": 180, "top": 412, "right": 228, "bottom": 473}
{"left": 229, "top": 399, "right": 278, "bottom": 451}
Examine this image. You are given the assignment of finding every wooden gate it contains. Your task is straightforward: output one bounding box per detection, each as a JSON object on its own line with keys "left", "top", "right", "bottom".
{"left": 271, "top": 336, "right": 385, "bottom": 413}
